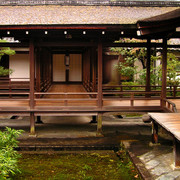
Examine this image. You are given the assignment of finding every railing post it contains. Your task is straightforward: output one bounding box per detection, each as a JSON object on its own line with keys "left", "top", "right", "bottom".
{"left": 9, "top": 78, "right": 12, "bottom": 98}
{"left": 130, "top": 93, "right": 134, "bottom": 107}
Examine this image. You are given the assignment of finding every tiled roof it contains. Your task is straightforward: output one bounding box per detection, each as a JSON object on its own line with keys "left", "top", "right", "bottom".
{"left": 0, "top": 6, "right": 178, "bottom": 25}
{"left": 0, "top": 0, "right": 179, "bottom": 7}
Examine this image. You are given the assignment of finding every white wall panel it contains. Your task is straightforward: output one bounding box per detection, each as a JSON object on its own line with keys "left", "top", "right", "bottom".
{"left": 9, "top": 54, "right": 30, "bottom": 81}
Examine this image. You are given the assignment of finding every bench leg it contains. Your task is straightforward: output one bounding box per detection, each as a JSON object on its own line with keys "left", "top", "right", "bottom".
{"left": 152, "top": 120, "right": 158, "bottom": 144}
{"left": 174, "top": 138, "right": 180, "bottom": 167}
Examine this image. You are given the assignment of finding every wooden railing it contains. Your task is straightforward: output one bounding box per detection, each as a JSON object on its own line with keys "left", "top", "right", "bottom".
{"left": 103, "top": 85, "right": 180, "bottom": 98}
{"left": 102, "top": 91, "right": 161, "bottom": 107}
{"left": 40, "top": 78, "right": 51, "bottom": 92}
{"left": 0, "top": 78, "right": 30, "bottom": 98}
{"left": 83, "top": 78, "right": 96, "bottom": 93}
{"left": 163, "top": 98, "right": 177, "bottom": 112}
{"left": 34, "top": 92, "right": 98, "bottom": 107}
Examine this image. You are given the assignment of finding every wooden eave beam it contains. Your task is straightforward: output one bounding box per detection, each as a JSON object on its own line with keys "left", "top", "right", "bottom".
{"left": 0, "top": 42, "right": 179, "bottom": 48}
{"left": 0, "top": 42, "right": 29, "bottom": 47}
{"left": 36, "top": 41, "right": 97, "bottom": 47}
{"left": 103, "top": 43, "right": 180, "bottom": 48}
{"left": 0, "top": 24, "right": 137, "bottom": 30}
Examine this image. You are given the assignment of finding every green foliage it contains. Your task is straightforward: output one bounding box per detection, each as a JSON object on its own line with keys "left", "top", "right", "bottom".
{"left": 14, "top": 152, "right": 140, "bottom": 179}
{"left": 112, "top": 39, "right": 180, "bottom": 86}
{"left": 0, "top": 47, "right": 16, "bottom": 59}
{"left": 0, "top": 67, "right": 13, "bottom": 77}
{"left": 121, "top": 81, "right": 140, "bottom": 90}
{"left": 0, "top": 41, "right": 15, "bottom": 77}
{"left": 0, "top": 127, "right": 23, "bottom": 179}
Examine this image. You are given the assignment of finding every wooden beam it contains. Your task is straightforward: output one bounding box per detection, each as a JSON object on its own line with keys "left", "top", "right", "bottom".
{"left": 29, "top": 40, "right": 35, "bottom": 109}
{"left": 146, "top": 39, "right": 151, "bottom": 98}
{"left": 36, "top": 42, "right": 97, "bottom": 47}
{"left": 98, "top": 42, "right": 103, "bottom": 108}
{"left": 174, "top": 138, "right": 180, "bottom": 167}
{"left": 0, "top": 42, "right": 29, "bottom": 47}
{"left": 161, "top": 38, "right": 167, "bottom": 107}
{"left": 104, "top": 42, "right": 180, "bottom": 48}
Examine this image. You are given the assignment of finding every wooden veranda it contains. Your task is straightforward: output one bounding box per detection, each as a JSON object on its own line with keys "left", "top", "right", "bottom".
{"left": 0, "top": 3, "right": 179, "bottom": 135}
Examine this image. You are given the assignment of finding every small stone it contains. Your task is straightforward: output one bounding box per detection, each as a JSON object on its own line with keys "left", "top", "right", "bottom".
{"left": 142, "top": 114, "right": 152, "bottom": 123}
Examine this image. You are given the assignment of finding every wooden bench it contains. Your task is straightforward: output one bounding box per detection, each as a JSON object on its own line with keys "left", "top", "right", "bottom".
{"left": 148, "top": 113, "right": 180, "bottom": 168}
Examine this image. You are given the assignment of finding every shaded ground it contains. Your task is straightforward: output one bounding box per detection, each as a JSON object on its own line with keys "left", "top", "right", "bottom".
{"left": 0, "top": 113, "right": 180, "bottom": 179}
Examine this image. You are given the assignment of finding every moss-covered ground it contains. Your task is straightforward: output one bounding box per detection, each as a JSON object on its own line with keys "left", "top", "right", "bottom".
{"left": 13, "top": 150, "right": 141, "bottom": 180}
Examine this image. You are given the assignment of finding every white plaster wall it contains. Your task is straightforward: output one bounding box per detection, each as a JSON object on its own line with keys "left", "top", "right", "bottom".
{"left": 9, "top": 54, "right": 30, "bottom": 81}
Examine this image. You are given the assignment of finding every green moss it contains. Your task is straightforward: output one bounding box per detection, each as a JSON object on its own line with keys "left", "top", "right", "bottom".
{"left": 14, "top": 151, "right": 141, "bottom": 180}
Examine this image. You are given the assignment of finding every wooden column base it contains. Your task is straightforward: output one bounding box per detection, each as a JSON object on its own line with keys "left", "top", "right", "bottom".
{"left": 152, "top": 120, "right": 158, "bottom": 144}
{"left": 96, "top": 113, "right": 103, "bottom": 137}
{"left": 174, "top": 138, "right": 180, "bottom": 168}
{"left": 30, "top": 112, "right": 36, "bottom": 136}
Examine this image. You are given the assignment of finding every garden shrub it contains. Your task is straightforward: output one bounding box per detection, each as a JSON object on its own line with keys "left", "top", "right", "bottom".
{"left": 0, "top": 127, "right": 23, "bottom": 179}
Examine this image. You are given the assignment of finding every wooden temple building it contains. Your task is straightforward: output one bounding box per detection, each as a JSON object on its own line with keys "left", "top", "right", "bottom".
{"left": 0, "top": 0, "right": 179, "bottom": 135}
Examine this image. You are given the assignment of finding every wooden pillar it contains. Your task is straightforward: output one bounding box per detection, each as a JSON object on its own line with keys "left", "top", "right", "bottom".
{"left": 29, "top": 40, "right": 35, "bottom": 135}
{"left": 152, "top": 120, "right": 158, "bottom": 144}
{"left": 29, "top": 40, "right": 35, "bottom": 109}
{"left": 161, "top": 38, "right": 167, "bottom": 107}
{"left": 97, "top": 113, "right": 103, "bottom": 136}
{"left": 98, "top": 42, "right": 103, "bottom": 108}
{"left": 90, "top": 116, "right": 97, "bottom": 123}
{"left": 92, "top": 47, "right": 97, "bottom": 92}
{"left": 146, "top": 39, "right": 151, "bottom": 98}
{"left": 36, "top": 48, "right": 41, "bottom": 96}
{"left": 174, "top": 138, "right": 180, "bottom": 167}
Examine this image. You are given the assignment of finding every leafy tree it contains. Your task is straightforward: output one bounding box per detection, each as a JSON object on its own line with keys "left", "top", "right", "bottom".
{"left": 0, "top": 127, "right": 23, "bottom": 179}
{"left": 0, "top": 40, "right": 15, "bottom": 76}
{"left": 112, "top": 39, "right": 180, "bottom": 86}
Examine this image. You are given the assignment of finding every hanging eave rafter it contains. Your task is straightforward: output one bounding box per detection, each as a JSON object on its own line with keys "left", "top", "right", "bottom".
{"left": 137, "top": 8, "right": 180, "bottom": 37}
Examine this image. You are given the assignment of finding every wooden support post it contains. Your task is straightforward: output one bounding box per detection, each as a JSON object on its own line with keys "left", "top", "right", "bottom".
{"left": 130, "top": 93, "right": 134, "bottom": 107}
{"left": 29, "top": 40, "right": 35, "bottom": 109}
{"left": 146, "top": 39, "right": 151, "bottom": 98}
{"left": 90, "top": 116, "right": 97, "bottom": 123}
{"left": 97, "top": 113, "right": 103, "bottom": 136}
{"left": 92, "top": 47, "right": 97, "bottom": 92}
{"left": 152, "top": 120, "right": 158, "bottom": 144}
{"left": 29, "top": 40, "right": 36, "bottom": 136}
{"left": 98, "top": 42, "right": 103, "bottom": 108}
{"left": 36, "top": 48, "right": 41, "bottom": 98}
{"left": 30, "top": 112, "right": 35, "bottom": 135}
{"left": 174, "top": 138, "right": 180, "bottom": 167}
{"left": 36, "top": 116, "right": 43, "bottom": 124}
{"left": 161, "top": 38, "right": 167, "bottom": 107}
